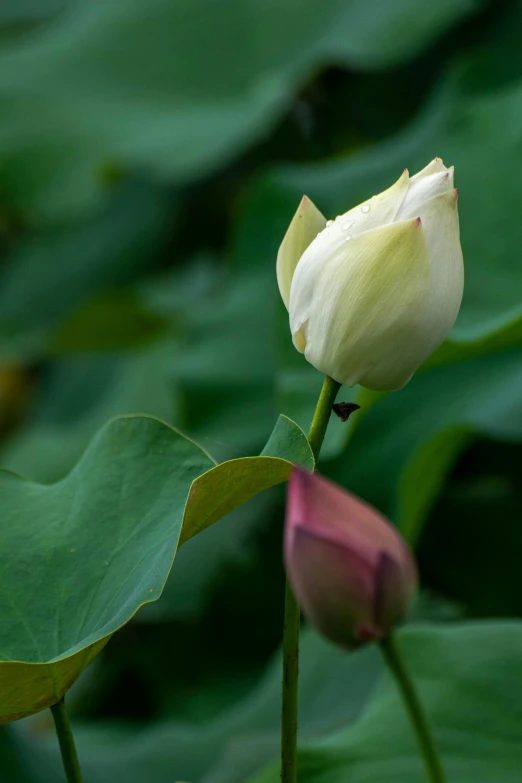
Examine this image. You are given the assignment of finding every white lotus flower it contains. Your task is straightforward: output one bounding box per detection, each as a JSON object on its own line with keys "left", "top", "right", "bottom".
{"left": 276, "top": 159, "right": 464, "bottom": 391}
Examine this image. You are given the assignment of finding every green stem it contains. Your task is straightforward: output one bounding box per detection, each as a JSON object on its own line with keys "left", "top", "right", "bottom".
{"left": 281, "top": 375, "right": 341, "bottom": 783}
{"left": 50, "top": 698, "right": 84, "bottom": 783}
{"left": 380, "top": 635, "right": 446, "bottom": 783}
{"left": 307, "top": 376, "right": 342, "bottom": 460}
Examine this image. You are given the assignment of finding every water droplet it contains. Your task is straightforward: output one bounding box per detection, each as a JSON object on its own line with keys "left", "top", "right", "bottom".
{"left": 326, "top": 219, "right": 334, "bottom": 227}
{"left": 341, "top": 219, "right": 355, "bottom": 232}
{"left": 105, "top": 561, "right": 109, "bottom": 566}
{"left": 361, "top": 204, "right": 370, "bottom": 214}
{"left": 345, "top": 235, "right": 352, "bottom": 241}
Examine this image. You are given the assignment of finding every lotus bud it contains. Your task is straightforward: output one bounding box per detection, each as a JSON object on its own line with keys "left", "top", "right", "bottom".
{"left": 276, "top": 158, "right": 464, "bottom": 391}
{"left": 284, "top": 468, "right": 417, "bottom": 649}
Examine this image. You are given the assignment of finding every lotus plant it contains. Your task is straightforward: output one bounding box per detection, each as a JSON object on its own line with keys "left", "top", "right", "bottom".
{"left": 277, "top": 159, "right": 462, "bottom": 783}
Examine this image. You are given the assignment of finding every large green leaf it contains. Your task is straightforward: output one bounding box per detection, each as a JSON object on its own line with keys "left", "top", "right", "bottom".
{"left": 250, "top": 622, "right": 522, "bottom": 783}
{"left": 0, "top": 413, "right": 310, "bottom": 721}
{"left": 0, "top": 0, "right": 480, "bottom": 218}
{"left": 0, "top": 416, "right": 211, "bottom": 723}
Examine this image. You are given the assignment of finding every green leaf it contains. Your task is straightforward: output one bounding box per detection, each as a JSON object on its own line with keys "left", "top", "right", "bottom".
{"left": 0, "top": 415, "right": 213, "bottom": 723}
{"left": 260, "top": 414, "right": 313, "bottom": 465}
{"left": 250, "top": 622, "right": 522, "bottom": 783}
{"left": 0, "top": 412, "right": 311, "bottom": 720}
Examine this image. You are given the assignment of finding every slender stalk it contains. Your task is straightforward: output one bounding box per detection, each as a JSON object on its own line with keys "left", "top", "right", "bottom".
{"left": 50, "top": 698, "right": 84, "bottom": 783}
{"left": 307, "top": 376, "right": 342, "bottom": 460}
{"left": 380, "top": 635, "right": 446, "bottom": 783}
{"left": 281, "top": 375, "right": 341, "bottom": 783}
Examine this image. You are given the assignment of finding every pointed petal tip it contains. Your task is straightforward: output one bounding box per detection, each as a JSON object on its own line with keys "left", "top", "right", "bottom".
{"left": 277, "top": 195, "right": 326, "bottom": 309}
{"left": 397, "top": 168, "right": 410, "bottom": 185}
{"left": 395, "top": 168, "right": 410, "bottom": 186}
{"left": 435, "top": 188, "right": 459, "bottom": 207}
{"left": 296, "top": 194, "right": 314, "bottom": 215}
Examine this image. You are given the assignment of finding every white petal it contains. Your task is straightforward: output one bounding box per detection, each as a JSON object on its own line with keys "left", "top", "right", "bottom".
{"left": 410, "top": 157, "right": 449, "bottom": 183}
{"left": 276, "top": 196, "right": 326, "bottom": 310}
{"left": 289, "top": 218, "right": 432, "bottom": 390}
{"left": 332, "top": 168, "right": 410, "bottom": 240}
{"left": 414, "top": 189, "right": 464, "bottom": 348}
{"left": 396, "top": 168, "right": 454, "bottom": 221}
{"left": 287, "top": 169, "right": 412, "bottom": 339}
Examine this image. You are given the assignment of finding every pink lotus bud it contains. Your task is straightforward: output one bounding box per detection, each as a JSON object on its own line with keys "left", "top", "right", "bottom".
{"left": 284, "top": 468, "right": 417, "bottom": 649}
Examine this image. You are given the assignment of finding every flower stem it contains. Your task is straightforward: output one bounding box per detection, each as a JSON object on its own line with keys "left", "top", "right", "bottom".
{"left": 50, "top": 698, "right": 84, "bottom": 783}
{"left": 307, "top": 376, "right": 342, "bottom": 461}
{"left": 281, "top": 375, "right": 341, "bottom": 783}
{"left": 380, "top": 635, "right": 446, "bottom": 783}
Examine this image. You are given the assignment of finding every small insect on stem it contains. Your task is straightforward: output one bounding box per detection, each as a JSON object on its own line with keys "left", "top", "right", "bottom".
{"left": 332, "top": 402, "right": 360, "bottom": 422}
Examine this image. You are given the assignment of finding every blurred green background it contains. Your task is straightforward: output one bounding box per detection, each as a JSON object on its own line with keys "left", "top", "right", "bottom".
{"left": 2, "top": 0, "right": 522, "bottom": 780}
